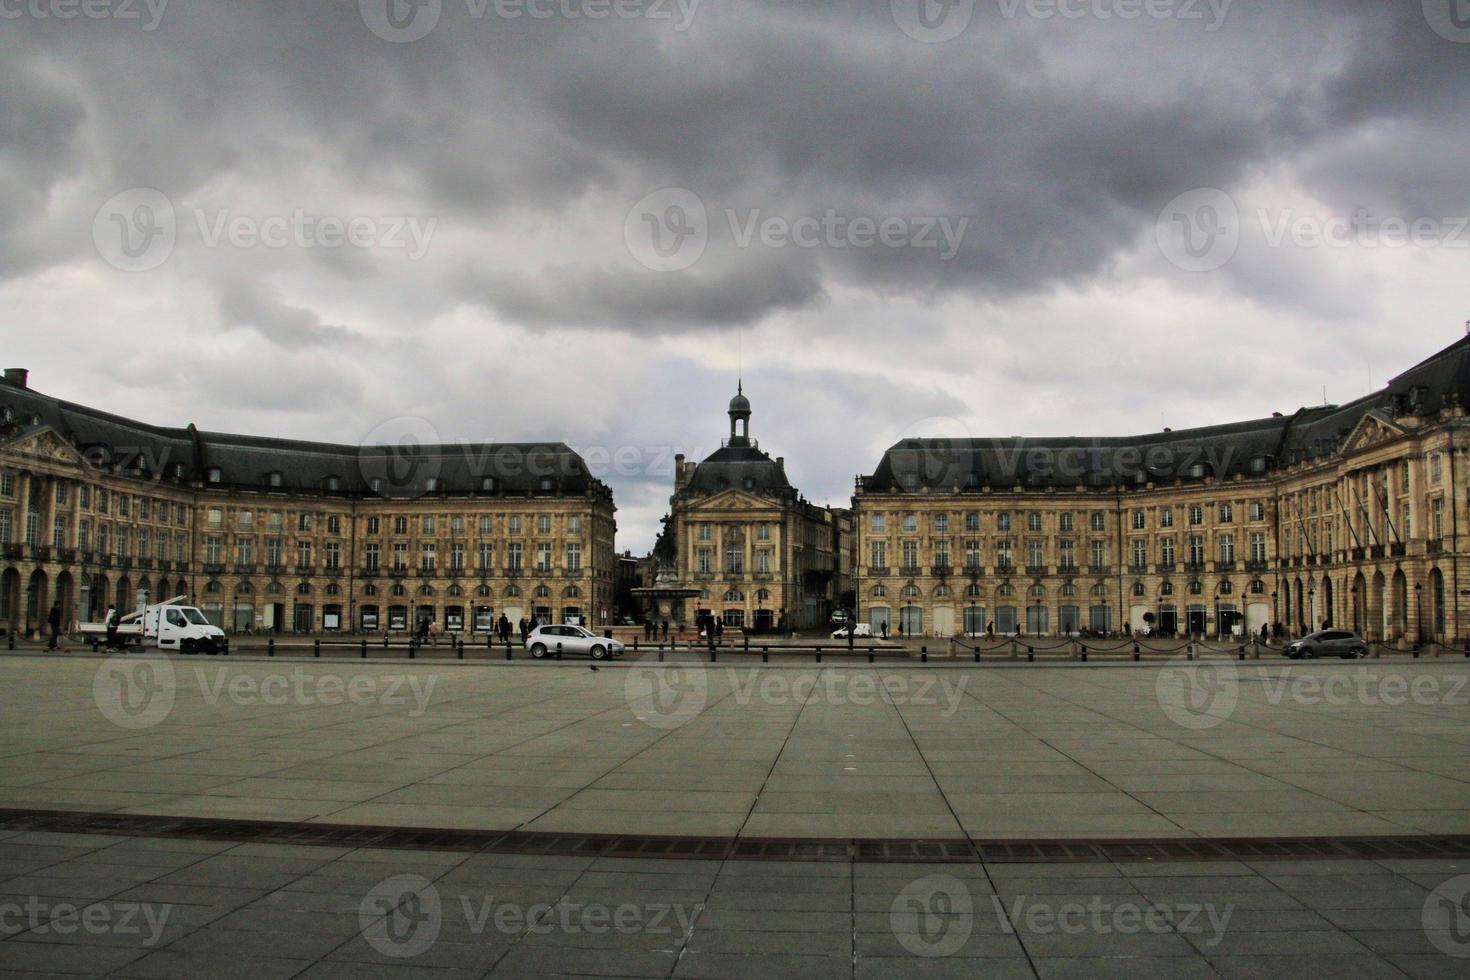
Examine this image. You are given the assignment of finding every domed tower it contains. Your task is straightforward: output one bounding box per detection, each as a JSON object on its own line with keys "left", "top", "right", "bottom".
{"left": 728, "top": 382, "right": 752, "bottom": 448}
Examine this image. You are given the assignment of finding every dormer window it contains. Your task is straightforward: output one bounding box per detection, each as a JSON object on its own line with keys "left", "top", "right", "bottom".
{"left": 267, "top": 471, "right": 283, "bottom": 488}
{"left": 324, "top": 475, "right": 340, "bottom": 492}
{"left": 539, "top": 477, "right": 553, "bottom": 492}
{"left": 1251, "top": 456, "right": 1268, "bottom": 474}
{"left": 206, "top": 467, "right": 222, "bottom": 484}
{"left": 425, "top": 477, "right": 439, "bottom": 493}
{"left": 1187, "top": 464, "right": 1205, "bottom": 479}
{"left": 171, "top": 462, "right": 185, "bottom": 480}
{"left": 481, "top": 477, "right": 496, "bottom": 492}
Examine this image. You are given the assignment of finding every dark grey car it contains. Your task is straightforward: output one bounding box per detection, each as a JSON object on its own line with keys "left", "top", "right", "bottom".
{"left": 1284, "top": 629, "right": 1368, "bottom": 659}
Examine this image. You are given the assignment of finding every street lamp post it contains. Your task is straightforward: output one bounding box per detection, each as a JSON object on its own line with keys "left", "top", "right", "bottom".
{"left": 1309, "top": 587, "right": 1316, "bottom": 633}
{"left": 1415, "top": 583, "right": 1424, "bottom": 644}
{"left": 24, "top": 583, "right": 34, "bottom": 641}
{"left": 1271, "top": 591, "right": 1278, "bottom": 638}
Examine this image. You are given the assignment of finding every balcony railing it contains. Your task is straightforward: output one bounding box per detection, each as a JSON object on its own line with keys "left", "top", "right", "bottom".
{"left": 203, "top": 563, "right": 226, "bottom": 576}
{"left": 1089, "top": 565, "right": 1110, "bottom": 575}
{"left": 1369, "top": 545, "right": 1385, "bottom": 560}
{"left": 868, "top": 566, "right": 890, "bottom": 577}
{"left": 57, "top": 548, "right": 77, "bottom": 564}
{"left": 1216, "top": 560, "right": 1237, "bottom": 572}
{"left": 1157, "top": 562, "right": 1176, "bottom": 573}
{"left": 1245, "top": 560, "right": 1269, "bottom": 572}
{"left": 234, "top": 564, "right": 257, "bottom": 575}
{"left": 1391, "top": 542, "right": 1407, "bottom": 556}
{"left": 1026, "top": 565, "right": 1048, "bottom": 576}
{"left": 900, "top": 564, "right": 922, "bottom": 576}
{"left": 931, "top": 565, "right": 952, "bottom": 577}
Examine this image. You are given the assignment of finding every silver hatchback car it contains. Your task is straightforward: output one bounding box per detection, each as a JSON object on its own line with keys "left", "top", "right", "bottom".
{"left": 1284, "top": 629, "right": 1369, "bottom": 660}
{"left": 525, "top": 624, "right": 625, "bottom": 661}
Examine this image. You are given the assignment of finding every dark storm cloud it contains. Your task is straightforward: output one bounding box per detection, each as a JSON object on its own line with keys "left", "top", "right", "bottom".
{"left": 1, "top": 0, "right": 1464, "bottom": 331}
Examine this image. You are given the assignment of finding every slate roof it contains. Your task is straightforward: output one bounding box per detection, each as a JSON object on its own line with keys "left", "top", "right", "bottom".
{"left": 0, "top": 381, "right": 606, "bottom": 499}
{"left": 683, "top": 444, "right": 792, "bottom": 496}
{"left": 861, "top": 335, "right": 1470, "bottom": 492}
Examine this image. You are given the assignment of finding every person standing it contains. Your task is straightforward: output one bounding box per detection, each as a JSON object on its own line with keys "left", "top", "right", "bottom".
{"left": 46, "top": 602, "right": 62, "bottom": 651}
{"left": 104, "top": 605, "right": 119, "bottom": 652}
{"left": 661, "top": 619, "right": 669, "bottom": 640}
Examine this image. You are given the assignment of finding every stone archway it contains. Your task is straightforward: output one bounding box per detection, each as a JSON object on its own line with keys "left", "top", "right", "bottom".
{"left": 1430, "top": 567, "right": 1446, "bottom": 642}
{"left": 1370, "top": 571, "right": 1386, "bottom": 642}
{"left": 1392, "top": 568, "right": 1408, "bottom": 641}
{"left": 27, "top": 568, "right": 49, "bottom": 638}
{"left": 0, "top": 567, "right": 19, "bottom": 635}
{"left": 1351, "top": 571, "right": 1367, "bottom": 637}
{"left": 54, "top": 571, "right": 75, "bottom": 632}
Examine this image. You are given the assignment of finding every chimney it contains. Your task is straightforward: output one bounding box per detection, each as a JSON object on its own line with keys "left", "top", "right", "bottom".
{"left": 2, "top": 369, "right": 28, "bottom": 389}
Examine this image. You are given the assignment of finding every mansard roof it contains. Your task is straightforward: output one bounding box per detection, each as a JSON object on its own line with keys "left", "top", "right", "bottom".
{"left": 0, "top": 382, "right": 605, "bottom": 498}
{"left": 861, "top": 336, "right": 1470, "bottom": 493}
{"left": 683, "top": 444, "right": 792, "bottom": 496}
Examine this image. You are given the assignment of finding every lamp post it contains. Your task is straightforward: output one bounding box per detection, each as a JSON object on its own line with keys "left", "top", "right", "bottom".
{"left": 1271, "top": 591, "right": 1278, "bottom": 637}
{"left": 1415, "top": 582, "right": 1424, "bottom": 644}
{"left": 1309, "top": 587, "right": 1317, "bottom": 632}
{"left": 24, "top": 583, "right": 34, "bottom": 641}
{"left": 1351, "top": 581, "right": 1360, "bottom": 635}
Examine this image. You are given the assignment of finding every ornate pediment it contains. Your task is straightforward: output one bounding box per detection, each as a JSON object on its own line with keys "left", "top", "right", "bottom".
{"left": 0, "top": 427, "right": 85, "bottom": 469}
{"left": 1340, "top": 411, "right": 1409, "bottom": 458}
{"left": 685, "top": 488, "right": 776, "bottom": 513}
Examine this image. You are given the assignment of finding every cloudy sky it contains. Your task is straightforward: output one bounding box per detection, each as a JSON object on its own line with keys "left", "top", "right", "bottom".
{"left": 2, "top": 0, "right": 1468, "bottom": 550}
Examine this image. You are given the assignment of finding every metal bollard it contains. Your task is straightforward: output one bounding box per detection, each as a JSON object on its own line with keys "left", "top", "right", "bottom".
{"left": 268, "top": 638, "right": 275, "bottom": 657}
{"left": 816, "top": 648, "right": 822, "bottom": 664}
{"left": 921, "top": 646, "right": 927, "bottom": 663}
{"left": 409, "top": 641, "right": 416, "bottom": 659}
{"left": 1027, "top": 647, "right": 1034, "bottom": 663}
{"left": 314, "top": 639, "right": 321, "bottom": 658}
{"left": 658, "top": 648, "right": 664, "bottom": 663}
{"left": 505, "top": 643, "right": 512, "bottom": 661}
{"left": 457, "top": 640, "right": 464, "bottom": 660}
{"left": 762, "top": 646, "right": 769, "bottom": 663}
{"left": 556, "top": 643, "right": 562, "bottom": 661}
{"left": 1080, "top": 646, "right": 1087, "bottom": 662}
{"left": 744, "top": 635, "right": 749, "bottom": 652}
{"left": 1133, "top": 651, "right": 1140, "bottom": 662}
{"left": 361, "top": 639, "right": 368, "bottom": 659}
{"left": 7, "top": 633, "right": 14, "bottom": 651}
{"left": 383, "top": 635, "right": 389, "bottom": 649}
{"left": 711, "top": 647, "right": 717, "bottom": 663}
{"left": 869, "top": 650, "right": 876, "bottom": 664}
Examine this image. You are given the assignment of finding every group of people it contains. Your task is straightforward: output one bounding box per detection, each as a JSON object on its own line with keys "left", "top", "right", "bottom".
{"left": 411, "top": 612, "right": 545, "bottom": 645}
{"left": 642, "top": 619, "right": 671, "bottom": 641}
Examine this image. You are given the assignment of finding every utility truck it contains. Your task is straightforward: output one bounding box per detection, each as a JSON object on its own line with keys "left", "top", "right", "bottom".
{"left": 79, "top": 596, "right": 229, "bottom": 655}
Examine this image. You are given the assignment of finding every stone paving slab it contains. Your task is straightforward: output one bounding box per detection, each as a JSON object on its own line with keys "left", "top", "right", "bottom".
{"left": 2, "top": 655, "right": 1469, "bottom": 845}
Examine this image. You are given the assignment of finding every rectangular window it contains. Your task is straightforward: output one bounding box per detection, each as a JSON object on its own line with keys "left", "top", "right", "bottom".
{"left": 24, "top": 510, "right": 39, "bottom": 546}
{"left": 566, "top": 543, "right": 582, "bottom": 572}
{"left": 136, "top": 528, "right": 147, "bottom": 558}
{"left": 1219, "top": 534, "right": 1235, "bottom": 564}
{"left": 325, "top": 542, "right": 341, "bottom": 570}
{"left": 1250, "top": 532, "right": 1266, "bottom": 563}
{"left": 77, "top": 519, "right": 90, "bottom": 549}
{"left": 567, "top": 515, "right": 582, "bottom": 535}
{"left": 205, "top": 537, "right": 222, "bottom": 564}
{"left": 1432, "top": 453, "right": 1443, "bottom": 484}
{"left": 450, "top": 543, "right": 464, "bottom": 571}
{"left": 757, "top": 549, "right": 771, "bottom": 573}
{"left": 534, "top": 543, "right": 551, "bottom": 571}
{"left": 1090, "top": 539, "right": 1106, "bottom": 567}
{"left": 1189, "top": 535, "right": 1205, "bottom": 565}
{"left": 903, "top": 514, "right": 918, "bottom": 533}
{"left": 368, "top": 516, "right": 380, "bottom": 535}
{"left": 451, "top": 515, "right": 464, "bottom": 535}
{"left": 328, "top": 515, "right": 341, "bottom": 535}
{"left": 236, "top": 538, "right": 253, "bottom": 564}
{"left": 997, "top": 513, "right": 1012, "bottom": 532}
{"left": 138, "top": 497, "right": 148, "bottom": 521}
{"left": 393, "top": 515, "right": 408, "bottom": 535}
{"left": 757, "top": 523, "right": 770, "bottom": 541}
{"left": 1188, "top": 506, "right": 1203, "bottom": 525}
{"left": 176, "top": 535, "right": 186, "bottom": 563}
{"left": 725, "top": 545, "right": 743, "bottom": 574}
{"left": 870, "top": 540, "right": 887, "bottom": 569}
{"left": 697, "top": 548, "right": 712, "bottom": 573}
{"left": 1132, "top": 538, "right": 1147, "bottom": 568}
{"left": 97, "top": 525, "right": 107, "bottom": 556}
{"left": 421, "top": 542, "right": 437, "bottom": 571}
{"left": 699, "top": 523, "right": 711, "bottom": 541}
{"left": 870, "top": 513, "right": 886, "bottom": 532}
{"left": 477, "top": 543, "right": 492, "bottom": 569}
{"left": 298, "top": 514, "right": 312, "bottom": 532}
{"left": 0, "top": 472, "right": 13, "bottom": 498}
{"left": 297, "top": 541, "right": 312, "bottom": 568}
{"left": 1027, "top": 539, "right": 1045, "bottom": 568}
{"left": 537, "top": 515, "right": 551, "bottom": 535}
{"left": 1059, "top": 513, "right": 1074, "bottom": 532}
{"left": 392, "top": 542, "right": 407, "bottom": 570}
{"left": 1091, "top": 512, "right": 1105, "bottom": 531}
{"left": 965, "top": 540, "right": 981, "bottom": 569}
{"left": 1433, "top": 498, "right": 1444, "bottom": 539}
{"left": 365, "top": 543, "right": 380, "bottom": 571}
{"left": 1250, "top": 502, "right": 1265, "bottom": 521}
{"left": 902, "top": 540, "right": 919, "bottom": 570}
{"left": 52, "top": 516, "right": 67, "bottom": 549}
{"left": 509, "top": 516, "right": 522, "bottom": 535}
{"left": 996, "top": 539, "right": 1013, "bottom": 571}
{"left": 1161, "top": 537, "right": 1176, "bottom": 564}
{"left": 1058, "top": 539, "right": 1075, "bottom": 570}
{"left": 422, "top": 516, "right": 435, "bottom": 535}
{"left": 266, "top": 538, "right": 283, "bottom": 566}
{"left": 1218, "top": 503, "right": 1233, "bottom": 523}
{"left": 1028, "top": 513, "right": 1042, "bottom": 532}
{"left": 965, "top": 512, "right": 979, "bottom": 533}
{"left": 934, "top": 514, "right": 949, "bottom": 533}
{"left": 54, "top": 483, "right": 67, "bottom": 506}
{"left": 1132, "top": 510, "right": 1146, "bottom": 529}
{"left": 479, "top": 515, "right": 492, "bottom": 535}
{"left": 507, "top": 542, "right": 522, "bottom": 569}
{"left": 934, "top": 540, "right": 950, "bottom": 567}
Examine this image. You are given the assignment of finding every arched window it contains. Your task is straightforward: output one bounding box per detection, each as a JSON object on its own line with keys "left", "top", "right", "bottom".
{"left": 756, "top": 589, "right": 771, "bottom": 602}
{"left": 296, "top": 582, "right": 312, "bottom": 595}
{"left": 326, "top": 583, "right": 340, "bottom": 596}
{"left": 934, "top": 585, "right": 950, "bottom": 599}
{"left": 724, "top": 589, "right": 744, "bottom": 603}
{"left": 534, "top": 585, "right": 551, "bottom": 598}
{"left": 418, "top": 584, "right": 434, "bottom": 597}
{"left": 965, "top": 584, "right": 981, "bottom": 598}
{"left": 998, "top": 584, "right": 1014, "bottom": 598}
{"left": 1219, "top": 581, "right": 1233, "bottom": 595}
{"left": 564, "top": 586, "right": 581, "bottom": 598}
{"left": 447, "top": 584, "right": 462, "bottom": 597}
{"left": 363, "top": 584, "right": 378, "bottom": 596}
{"left": 1060, "top": 583, "right": 1077, "bottom": 598}
{"left": 1030, "top": 585, "right": 1045, "bottom": 598}
{"left": 1161, "top": 582, "right": 1174, "bottom": 596}
{"left": 505, "top": 585, "right": 521, "bottom": 598}
{"left": 870, "top": 585, "right": 887, "bottom": 598}
{"left": 1189, "top": 580, "right": 1204, "bottom": 596}
{"left": 391, "top": 584, "right": 407, "bottom": 596}
{"left": 901, "top": 585, "right": 920, "bottom": 598}
{"left": 1250, "top": 579, "right": 1265, "bottom": 594}
{"left": 1091, "top": 585, "right": 1107, "bottom": 598}
{"left": 205, "top": 580, "right": 222, "bottom": 593}
{"left": 1132, "top": 582, "right": 1145, "bottom": 597}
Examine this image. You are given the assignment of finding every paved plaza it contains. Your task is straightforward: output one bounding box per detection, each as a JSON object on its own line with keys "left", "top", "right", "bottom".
{"left": 0, "top": 655, "right": 1467, "bottom": 841}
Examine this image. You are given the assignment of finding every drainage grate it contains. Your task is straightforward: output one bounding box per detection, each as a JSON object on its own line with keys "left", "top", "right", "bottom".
{"left": 2, "top": 808, "right": 1467, "bottom": 866}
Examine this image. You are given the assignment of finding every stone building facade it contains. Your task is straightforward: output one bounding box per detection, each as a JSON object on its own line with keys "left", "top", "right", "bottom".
{"left": 854, "top": 337, "right": 1470, "bottom": 644}
{"left": 0, "top": 370, "right": 616, "bottom": 636}
{"left": 655, "top": 388, "right": 849, "bottom": 632}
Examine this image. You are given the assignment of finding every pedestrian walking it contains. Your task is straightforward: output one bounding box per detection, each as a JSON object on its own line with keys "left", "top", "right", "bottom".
{"left": 104, "top": 605, "right": 119, "bottom": 652}
{"left": 46, "top": 602, "right": 62, "bottom": 651}
{"left": 661, "top": 619, "right": 669, "bottom": 639}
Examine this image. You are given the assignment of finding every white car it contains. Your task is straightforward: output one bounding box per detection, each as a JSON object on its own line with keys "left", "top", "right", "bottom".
{"left": 831, "top": 623, "right": 873, "bottom": 639}
{"left": 525, "top": 624, "right": 625, "bottom": 661}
